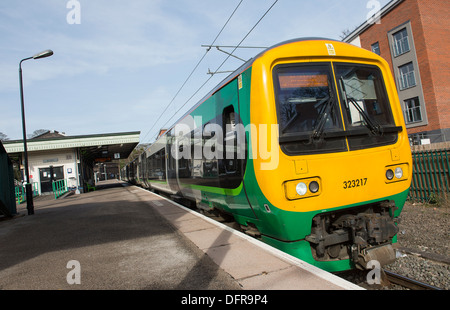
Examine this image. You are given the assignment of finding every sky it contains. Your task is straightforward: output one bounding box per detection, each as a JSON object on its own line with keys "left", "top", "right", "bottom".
{"left": 0, "top": 0, "right": 390, "bottom": 143}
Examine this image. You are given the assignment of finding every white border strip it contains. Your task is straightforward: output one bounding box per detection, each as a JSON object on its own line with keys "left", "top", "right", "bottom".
{"left": 132, "top": 185, "right": 364, "bottom": 290}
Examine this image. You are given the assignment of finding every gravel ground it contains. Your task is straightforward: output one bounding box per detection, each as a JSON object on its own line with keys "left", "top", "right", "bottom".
{"left": 382, "top": 200, "right": 450, "bottom": 290}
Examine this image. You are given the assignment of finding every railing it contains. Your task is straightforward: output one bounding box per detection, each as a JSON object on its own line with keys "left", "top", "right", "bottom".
{"left": 15, "top": 186, "right": 25, "bottom": 204}
{"left": 52, "top": 179, "right": 68, "bottom": 199}
{"left": 15, "top": 182, "right": 39, "bottom": 204}
{"left": 408, "top": 148, "right": 450, "bottom": 203}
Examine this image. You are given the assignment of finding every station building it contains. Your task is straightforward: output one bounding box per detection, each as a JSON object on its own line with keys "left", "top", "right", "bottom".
{"left": 343, "top": 0, "right": 450, "bottom": 145}
{"left": 3, "top": 130, "right": 140, "bottom": 195}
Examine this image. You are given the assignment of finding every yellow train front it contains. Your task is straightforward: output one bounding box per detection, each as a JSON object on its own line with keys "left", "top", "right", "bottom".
{"left": 242, "top": 38, "right": 412, "bottom": 272}
{"left": 127, "top": 38, "right": 413, "bottom": 272}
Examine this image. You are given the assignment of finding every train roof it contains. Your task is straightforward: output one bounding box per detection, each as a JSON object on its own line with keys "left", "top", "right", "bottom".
{"left": 202, "top": 37, "right": 341, "bottom": 103}
{"left": 152, "top": 37, "right": 342, "bottom": 143}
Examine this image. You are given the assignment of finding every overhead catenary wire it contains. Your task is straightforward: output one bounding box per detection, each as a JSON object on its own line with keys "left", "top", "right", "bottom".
{"left": 156, "top": 0, "right": 279, "bottom": 137}
{"left": 201, "top": 45, "right": 269, "bottom": 49}
{"left": 201, "top": 45, "right": 269, "bottom": 65}
{"left": 140, "top": 0, "right": 244, "bottom": 143}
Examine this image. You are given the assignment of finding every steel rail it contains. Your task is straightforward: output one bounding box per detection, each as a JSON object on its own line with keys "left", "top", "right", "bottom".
{"left": 384, "top": 270, "right": 442, "bottom": 290}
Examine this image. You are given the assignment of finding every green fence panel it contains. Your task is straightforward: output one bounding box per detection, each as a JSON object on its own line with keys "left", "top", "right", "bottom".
{"left": 52, "top": 179, "right": 68, "bottom": 199}
{"left": 15, "top": 186, "right": 25, "bottom": 204}
{"left": 15, "top": 182, "right": 39, "bottom": 204}
{"left": 408, "top": 149, "right": 450, "bottom": 203}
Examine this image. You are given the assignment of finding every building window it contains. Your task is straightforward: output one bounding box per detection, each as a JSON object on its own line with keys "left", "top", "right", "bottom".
{"left": 371, "top": 42, "right": 380, "bottom": 55}
{"left": 404, "top": 97, "right": 422, "bottom": 123}
{"left": 393, "top": 28, "right": 410, "bottom": 57}
{"left": 398, "top": 62, "right": 416, "bottom": 90}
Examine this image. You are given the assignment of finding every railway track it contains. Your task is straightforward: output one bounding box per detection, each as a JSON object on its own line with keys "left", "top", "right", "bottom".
{"left": 152, "top": 188, "right": 449, "bottom": 290}
{"left": 384, "top": 270, "right": 442, "bottom": 290}
{"left": 198, "top": 204, "right": 445, "bottom": 291}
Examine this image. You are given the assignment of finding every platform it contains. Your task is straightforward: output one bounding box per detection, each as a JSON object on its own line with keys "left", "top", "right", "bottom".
{"left": 0, "top": 179, "right": 362, "bottom": 291}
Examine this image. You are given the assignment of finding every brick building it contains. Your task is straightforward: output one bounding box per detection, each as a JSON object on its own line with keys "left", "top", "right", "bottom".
{"left": 344, "top": 0, "right": 450, "bottom": 144}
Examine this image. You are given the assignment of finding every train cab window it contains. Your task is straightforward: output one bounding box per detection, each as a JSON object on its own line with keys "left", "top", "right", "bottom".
{"left": 274, "top": 63, "right": 401, "bottom": 155}
{"left": 335, "top": 63, "right": 399, "bottom": 150}
{"left": 273, "top": 63, "right": 347, "bottom": 155}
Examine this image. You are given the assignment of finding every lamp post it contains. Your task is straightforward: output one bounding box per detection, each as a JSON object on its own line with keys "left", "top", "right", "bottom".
{"left": 19, "top": 49, "right": 53, "bottom": 215}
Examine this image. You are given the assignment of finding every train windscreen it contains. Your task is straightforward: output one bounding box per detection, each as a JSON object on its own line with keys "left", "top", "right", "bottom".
{"left": 274, "top": 62, "right": 400, "bottom": 154}
{"left": 334, "top": 63, "right": 398, "bottom": 150}
{"left": 274, "top": 63, "right": 346, "bottom": 154}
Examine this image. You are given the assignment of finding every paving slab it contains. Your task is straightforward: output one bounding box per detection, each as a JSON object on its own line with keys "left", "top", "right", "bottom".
{"left": 0, "top": 180, "right": 363, "bottom": 291}
{"left": 0, "top": 180, "right": 241, "bottom": 290}
{"left": 138, "top": 185, "right": 364, "bottom": 291}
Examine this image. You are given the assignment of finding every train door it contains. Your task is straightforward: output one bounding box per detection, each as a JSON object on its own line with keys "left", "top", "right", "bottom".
{"left": 166, "top": 129, "right": 181, "bottom": 195}
{"left": 219, "top": 105, "right": 241, "bottom": 188}
{"left": 233, "top": 72, "right": 258, "bottom": 219}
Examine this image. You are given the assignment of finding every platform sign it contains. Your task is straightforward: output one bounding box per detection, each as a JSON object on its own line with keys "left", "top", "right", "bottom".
{"left": 95, "top": 157, "right": 111, "bottom": 163}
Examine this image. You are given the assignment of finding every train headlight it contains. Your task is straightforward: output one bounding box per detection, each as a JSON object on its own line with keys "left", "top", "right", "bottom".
{"left": 385, "top": 163, "right": 408, "bottom": 183}
{"left": 395, "top": 167, "right": 403, "bottom": 179}
{"left": 309, "top": 181, "right": 320, "bottom": 193}
{"left": 284, "top": 177, "right": 321, "bottom": 200}
{"left": 296, "top": 182, "right": 308, "bottom": 196}
{"left": 386, "top": 169, "right": 394, "bottom": 180}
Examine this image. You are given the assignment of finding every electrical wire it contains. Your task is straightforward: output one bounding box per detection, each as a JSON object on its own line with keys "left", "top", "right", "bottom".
{"left": 141, "top": 0, "right": 244, "bottom": 143}
{"left": 155, "top": 0, "right": 279, "bottom": 137}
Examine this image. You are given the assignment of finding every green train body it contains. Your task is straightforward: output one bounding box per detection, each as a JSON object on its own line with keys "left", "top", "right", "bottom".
{"left": 122, "top": 38, "right": 412, "bottom": 272}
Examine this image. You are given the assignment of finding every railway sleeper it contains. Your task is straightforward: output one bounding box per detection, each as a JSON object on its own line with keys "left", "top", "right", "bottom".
{"left": 306, "top": 201, "right": 399, "bottom": 270}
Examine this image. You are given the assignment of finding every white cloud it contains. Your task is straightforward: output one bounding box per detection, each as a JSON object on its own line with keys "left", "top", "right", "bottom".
{"left": 0, "top": 1, "right": 206, "bottom": 90}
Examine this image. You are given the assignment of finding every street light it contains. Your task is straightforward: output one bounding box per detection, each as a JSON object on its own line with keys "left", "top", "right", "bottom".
{"left": 19, "top": 49, "right": 53, "bottom": 215}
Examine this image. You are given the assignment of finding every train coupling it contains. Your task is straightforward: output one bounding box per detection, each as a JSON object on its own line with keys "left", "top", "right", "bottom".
{"left": 306, "top": 200, "right": 399, "bottom": 270}
{"left": 352, "top": 243, "right": 396, "bottom": 270}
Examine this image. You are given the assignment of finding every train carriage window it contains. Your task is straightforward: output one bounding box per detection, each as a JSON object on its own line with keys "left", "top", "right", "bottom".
{"left": 146, "top": 156, "right": 151, "bottom": 180}
{"left": 153, "top": 153, "right": 157, "bottom": 179}
{"left": 160, "top": 148, "right": 166, "bottom": 179}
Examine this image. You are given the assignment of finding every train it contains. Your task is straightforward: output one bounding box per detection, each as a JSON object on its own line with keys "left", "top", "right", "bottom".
{"left": 121, "top": 38, "right": 412, "bottom": 272}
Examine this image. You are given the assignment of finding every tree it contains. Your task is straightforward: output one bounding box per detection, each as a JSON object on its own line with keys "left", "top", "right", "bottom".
{"left": 340, "top": 28, "right": 352, "bottom": 41}
{"left": 0, "top": 132, "right": 8, "bottom": 141}
{"left": 28, "top": 129, "right": 49, "bottom": 139}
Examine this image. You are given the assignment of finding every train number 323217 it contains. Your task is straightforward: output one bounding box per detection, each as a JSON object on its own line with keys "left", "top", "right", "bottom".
{"left": 343, "top": 178, "right": 368, "bottom": 189}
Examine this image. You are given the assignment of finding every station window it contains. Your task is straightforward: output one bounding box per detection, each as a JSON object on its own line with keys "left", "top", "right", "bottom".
{"left": 392, "top": 28, "right": 410, "bottom": 57}
{"left": 398, "top": 62, "right": 416, "bottom": 90}
{"left": 404, "top": 97, "right": 422, "bottom": 123}
{"left": 371, "top": 42, "right": 380, "bottom": 55}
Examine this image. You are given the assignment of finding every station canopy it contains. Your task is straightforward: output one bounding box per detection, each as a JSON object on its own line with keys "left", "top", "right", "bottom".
{"left": 3, "top": 131, "right": 140, "bottom": 163}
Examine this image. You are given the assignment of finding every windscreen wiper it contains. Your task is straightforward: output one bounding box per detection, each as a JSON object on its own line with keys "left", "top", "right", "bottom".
{"left": 281, "top": 110, "right": 299, "bottom": 133}
{"left": 338, "top": 77, "right": 382, "bottom": 136}
{"left": 347, "top": 97, "right": 382, "bottom": 135}
{"left": 311, "top": 95, "right": 333, "bottom": 140}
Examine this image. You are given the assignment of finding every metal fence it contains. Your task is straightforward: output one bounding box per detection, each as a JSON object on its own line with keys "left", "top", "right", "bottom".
{"left": 408, "top": 147, "right": 450, "bottom": 203}
{"left": 52, "top": 179, "right": 68, "bottom": 199}
{"left": 15, "top": 183, "right": 39, "bottom": 204}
